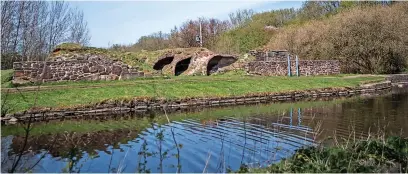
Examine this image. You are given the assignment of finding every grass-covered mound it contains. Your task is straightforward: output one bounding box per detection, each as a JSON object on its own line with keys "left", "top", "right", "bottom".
{"left": 248, "top": 136, "right": 408, "bottom": 173}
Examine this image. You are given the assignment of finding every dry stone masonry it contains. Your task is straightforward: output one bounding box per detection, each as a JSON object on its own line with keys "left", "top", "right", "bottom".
{"left": 247, "top": 50, "right": 340, "bottom": 76}
{"left": 12, "top": 54, "right": 144, "bottom": 84}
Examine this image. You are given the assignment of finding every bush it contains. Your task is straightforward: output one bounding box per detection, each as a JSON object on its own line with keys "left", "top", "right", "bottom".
{"left": 267, "top": 3, "right": 408, "bottom": 74}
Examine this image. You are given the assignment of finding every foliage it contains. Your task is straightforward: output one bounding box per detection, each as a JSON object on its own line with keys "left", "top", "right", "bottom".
{"left": 267, "top": 3, "right": 408, "bottom": 74}
{"left": 250, "top": 136, "right": 408, "bottom": 173}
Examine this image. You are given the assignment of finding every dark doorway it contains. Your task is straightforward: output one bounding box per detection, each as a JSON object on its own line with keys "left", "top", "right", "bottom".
{"left": 175, "top": 57, "right": 191, "bottom": 76}
{"left": 206, "top": 56, "right": 237, "bottom": 75}
{"left": 153, "top": 56, "right": 174, "bottom": 71}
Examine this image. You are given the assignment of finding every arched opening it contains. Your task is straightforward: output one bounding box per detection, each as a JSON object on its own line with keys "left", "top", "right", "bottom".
{"left": 206, "top": 56, "right": 237, "bottom": 75}
{"left": 175, "top": 57, "right": 191, "bottom": 76}
{"left": 153, "top": 56, "right": 174, "bottom": 70}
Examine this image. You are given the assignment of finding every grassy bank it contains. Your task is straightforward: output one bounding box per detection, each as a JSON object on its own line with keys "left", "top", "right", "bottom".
{"left": 1, "top": 75, "right": 384, "bottom": 113}
{"left": 1, "top": 97, "right": 354, "bottom": 136}
{"left": 245, "top": 136, "right": 408, "bottom": 173}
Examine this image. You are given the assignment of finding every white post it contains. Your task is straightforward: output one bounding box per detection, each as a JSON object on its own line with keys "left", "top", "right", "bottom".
{"left": 199, "top": 21, "right": 203, "bottom": 47}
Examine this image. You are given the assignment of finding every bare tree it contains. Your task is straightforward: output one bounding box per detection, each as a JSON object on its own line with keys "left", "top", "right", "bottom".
{"left": 46, "top": 1, "right": 71, "bottom": 52}
{"left": 228, "top": 9, "right": 254, "bottom": 28}
{"left": 1, "top": 1, "right": 91, "bottom": 69}
{"left": 67, "top": 8, "right": 90, "bottom": 46}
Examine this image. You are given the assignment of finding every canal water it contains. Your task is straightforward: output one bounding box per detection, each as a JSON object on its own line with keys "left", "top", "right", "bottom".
{"left": 2, "top": 87, "right": 408, "bottom": 173}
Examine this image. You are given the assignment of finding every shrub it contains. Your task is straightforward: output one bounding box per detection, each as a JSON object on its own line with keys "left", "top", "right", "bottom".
{"left": 267, "top": 3, "right": 408, "bottom": 74}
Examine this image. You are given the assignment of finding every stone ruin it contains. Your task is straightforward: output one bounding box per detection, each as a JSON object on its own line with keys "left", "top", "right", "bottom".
{"left": 11, "top": 47, "right": 239, "bottom": 85}
{"left": 12, "top": 51, "right": 144, "bottom": 85}
{"left": 247, "top": 50, "right": 340, "bottom": 76}
{"left": 152, "top": 48, "right": 237, "bottom": 76}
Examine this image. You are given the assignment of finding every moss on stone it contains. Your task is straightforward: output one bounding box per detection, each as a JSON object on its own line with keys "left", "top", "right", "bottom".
{"left": 54, "top": 43, "right": 83, "bottom": 52}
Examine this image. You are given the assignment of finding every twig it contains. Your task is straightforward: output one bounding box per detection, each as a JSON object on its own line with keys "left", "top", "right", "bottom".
{"left": 202, "top": 150, "right": 212, "bottom": 173}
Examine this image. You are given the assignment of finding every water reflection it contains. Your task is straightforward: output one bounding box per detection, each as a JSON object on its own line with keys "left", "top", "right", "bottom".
{"left": 2, "top": 87, "right": 408, "bottom": 173}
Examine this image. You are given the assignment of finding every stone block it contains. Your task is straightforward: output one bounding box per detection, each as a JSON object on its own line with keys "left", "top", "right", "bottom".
{"left": 112, "top": 65, "right": 122, "bottom": 75}
{"left": 89, "top": 66, "right": 98, "bottom": 73}
{"left": 14, "top": 70, "right": 25, "bottom": 77}
{"left": 83, "top": 66, "right": 90, "bottom": 73}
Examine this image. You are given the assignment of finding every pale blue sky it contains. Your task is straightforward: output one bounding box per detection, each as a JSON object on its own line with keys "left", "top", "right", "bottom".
{"left": 68, "top": 1, "right": 304, "bottom": 48}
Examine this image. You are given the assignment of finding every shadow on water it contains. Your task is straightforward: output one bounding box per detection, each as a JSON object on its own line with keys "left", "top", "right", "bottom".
{"left": 2, "top": 87, "right": 408, "bottom": 173}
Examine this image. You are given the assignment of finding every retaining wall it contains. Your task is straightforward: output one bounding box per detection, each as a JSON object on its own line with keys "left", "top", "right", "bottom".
{"left": 12, "top": 56, "right": 144, "bottom": 84}
{"left": 386, "top": 74, "right": 408, "bottom": 83}
{"left": 2, "top": 81, "right": 391, "bottom": 124}
{"left": 247, "top": 60, "right": 340, "bottom": 76}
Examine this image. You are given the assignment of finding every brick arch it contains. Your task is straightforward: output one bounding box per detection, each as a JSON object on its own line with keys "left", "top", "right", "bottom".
{"left": 153, "top": 56, "right": 174, "bottom": 71}
{"left": 175, "top": 57, "right": 192, "bottom": 76}
{"left": 206, "top": 56, "right": 237, "bottom": 75}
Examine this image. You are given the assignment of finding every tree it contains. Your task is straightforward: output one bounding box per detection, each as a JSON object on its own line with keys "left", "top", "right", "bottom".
{"left": 228, "top": 9, "right": 254, "bottom": 28}
{"left": 0, "top": 0, "right": 91, "bottom": 69}
{"left": 67, "top": 8, "right": 91, "bottom": 46}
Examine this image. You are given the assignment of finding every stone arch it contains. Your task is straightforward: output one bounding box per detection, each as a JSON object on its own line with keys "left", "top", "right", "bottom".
{"left": 206, "top": 55, "right": 237, "bottom": 75}
{"left": 175, "top": 57, "right": 191, "bottom": 76}
{"left": 153, "top": 56, "right": 174, "bottom": 71}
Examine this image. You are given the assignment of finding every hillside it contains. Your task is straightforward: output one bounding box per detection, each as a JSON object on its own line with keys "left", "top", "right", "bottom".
{"left": 115, "top": 1, "right": 407, "bottom": 74}
{"left": 46, "top": 43, "right": 244, "bottom": 77}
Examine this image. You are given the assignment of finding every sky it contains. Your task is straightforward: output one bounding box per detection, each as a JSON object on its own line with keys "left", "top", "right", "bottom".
{"left": 68, "top": 1, "right": 304, "bottom": 48}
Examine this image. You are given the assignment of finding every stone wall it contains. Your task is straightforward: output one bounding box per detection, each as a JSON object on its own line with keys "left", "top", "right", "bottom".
{"left": 247, "top": 60, "right": 340, "bottom": 76}
{"left": 386, "top": 74, "right": 408, "bottom": 83}
{"left": 12, "top": 55, "right": 144, "bottom": 84}
{"left": 249, "top": 50, "right": 290, "bottom": 62}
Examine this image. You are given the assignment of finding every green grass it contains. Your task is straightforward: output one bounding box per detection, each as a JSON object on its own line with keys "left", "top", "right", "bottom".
{"left": 1, "top": 69, "right": 13, "bottom": 88}
{"left": 247, "top": 136, "right": 408, "bottom": 173}
{"left": 1, "top": 75, "right": 384, "bottom": 113}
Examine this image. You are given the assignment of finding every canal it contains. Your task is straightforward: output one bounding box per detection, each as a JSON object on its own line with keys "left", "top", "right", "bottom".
{"left": 1, "top": 87, "right": 407, "bottom": 173}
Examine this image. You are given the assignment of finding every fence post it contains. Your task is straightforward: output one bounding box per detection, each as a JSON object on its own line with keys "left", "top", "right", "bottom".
{"left": 296, "top": 55, "right": 299, "bottom": 77}
{"left": 287, "top": 54, "right": 291, "bottom": 77}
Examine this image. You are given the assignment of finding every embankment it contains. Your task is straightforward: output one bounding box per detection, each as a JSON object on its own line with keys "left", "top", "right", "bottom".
{"left": 2, "top": 80, "right": 392, "bottom": 124}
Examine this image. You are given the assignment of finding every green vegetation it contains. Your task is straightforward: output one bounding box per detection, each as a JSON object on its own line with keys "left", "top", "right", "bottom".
{"left": 268, "top": 3, "right": 408, "bottom": 74}
{"left": 1, "top": 75, "right": 384, "bottom": 113}
{"left": 1, "top": 69, "right": 13, "bottom": 88}
{"left": 54, "top": 43, "right": 83, "bottom": 51}
{"left": 110, "top": 1, "right": 407, "bottom": 74}
{"left": 247, "top": 136, "right": 408, "bottom": 173}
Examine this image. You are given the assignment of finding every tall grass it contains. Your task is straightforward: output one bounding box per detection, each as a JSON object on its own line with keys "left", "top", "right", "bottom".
{"left": 248, "top": 135, "right": 408, "bottom": 173}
